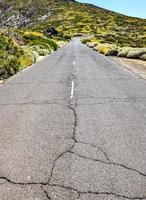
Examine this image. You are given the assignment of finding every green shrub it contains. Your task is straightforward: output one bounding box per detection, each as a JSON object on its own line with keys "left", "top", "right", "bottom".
{"left": 0, "top": 33, "right": 8, "bottom": 50}
{"left": 19, "top": 53, "right": 34, "bottom": 68}
{"left": 72, "top": 33, "right": 84, "bottom": 37}
{"left": 87, "top": 41, "right": 118, "bottom": 56}
{"left": 7, "top": 55, "right": 20, "bottom": 73}
{"left": 117, "top": 47, "right": 146, "bottom": 60}
{"left": 37, "top": 48, "right": 49, "bottom": 56}
{"left": 117, "top": 48, "right": 132, "bottom": 57}
{"left": 32, "top": 45, "right": 43, "bottom": 52}
{"left": 0, "top": 30, "right": 61, "bottom": 79}
{"left": 140, "top": 53, "right": 146, "bottom": 61}
{"left": 0, "top": 57, "right": 7, "bottom": 77}
{"left": 127, "top": 48, "right": 146, "bottom": 58}
{"left": 23, "top": 31, "right": 58, "bottom": 51}
{"left": 0, "top": 64, "right": 5, "bottom": 77}
{"left": 98, "top": 46, "right": 111, "bottom": 54}
{"left": 96, "top": 44, "right": 115, "bottom": 55}
{"left": 1, "top": 55, "right": 20, "bottom": 78}
{"left": 32, "top": 45, "right": 50, "bottom": 56}
{"left": 82, "top": 38, "right": 91, "bottom": 44}
{"left": 28, "top": 39, "right": 57, "bottom": 51}
{"left": 62, "top": 34, "right": 70, "bottom": 40}
{"left": 32, "top": 51, "right": 40, "bottom": 62}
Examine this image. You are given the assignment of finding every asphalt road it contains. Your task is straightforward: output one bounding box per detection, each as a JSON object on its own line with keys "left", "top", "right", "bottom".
{"left": 0, "top": 38, "right": 146, "bottom": 200}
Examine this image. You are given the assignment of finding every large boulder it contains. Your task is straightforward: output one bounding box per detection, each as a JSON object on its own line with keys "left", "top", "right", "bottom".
{"left": 44, "top": 27, "right": 58, "bottom": 37}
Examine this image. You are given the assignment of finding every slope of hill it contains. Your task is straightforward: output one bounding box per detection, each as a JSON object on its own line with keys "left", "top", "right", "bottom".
{"left": 0, "top": 0, "right": 146, "bottom": 79}
{"left": 0, "top": 0, "right": 146, "bottom": 47}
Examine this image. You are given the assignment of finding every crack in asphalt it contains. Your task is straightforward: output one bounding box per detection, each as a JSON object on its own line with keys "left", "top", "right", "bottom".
{"left": 48, "top": 150, "right": 71, "bottom": 184}
{"left": 5, "top": 81, "right": 63, "bottom": 85}
{"left": 2, "top": 98, "right": 145, "bottom": 107}
{"left": 73, "top": 140, "right": 110, "bottom": 162}
{"left": 0, "top": 101, "right": 67, "bottom": 106}
{"left": 0, "top": 176, "right": 48, "bottom": 186}
{"left": 0, "top": 97, "right": 146, "bottom": 199}
{"left": 69, "top": 150, "right": 146, "bottom": 176}
{"left": 70, "top": 134, "right": 146, "bottom": 178}
{"left": 43, "top": 184, "right": 81, "bottom": 199}
{"left": 78, "top": 77, "right": 140, "bottom": 81}
{"left": 0, "top": 99, "right": 78, "bottom": 185}
{"left": 42, "top": 184, "right": 81, "bottom": 199}
{"left": 0, "top": 95, "right": 146, "bottom": 199}
{"left": 68, "top": 101, "right": 78, "bottom": 145}
{"left": 0, "top": 175, "right": 146, "bottom": 200}
{"left": 77, "top": 98, "right": 146, "bottom": 106}
{"left": 69, "top": 142, "right": 146, "bottom": 177}
{"left": 44, "top": 183, "right": 146, "bottom": 200}
{"left": 41, "top": 96, "right": 146, "bottom": 200}
{"left": 41, "top": 186, "right": 52, "bottom": 200}
{"left": 77, "top": 96, "right": 146, "bottom": 101}
{"left": 1, "top": 58, "right": 146, "bottom": 199}
{"left": 48, "top": 100, "right": 78, "bottom": 183}
{"left": 0, "top": 95, "right": 80, "bottom": 198}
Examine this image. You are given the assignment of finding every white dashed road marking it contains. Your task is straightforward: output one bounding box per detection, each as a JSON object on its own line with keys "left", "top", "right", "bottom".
{"left": 70, "top": 80, "right": 74, "bottom": 99}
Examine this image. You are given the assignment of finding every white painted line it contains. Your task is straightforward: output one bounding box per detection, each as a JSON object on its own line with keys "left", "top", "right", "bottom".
{"left": 70, "top": 81, "right": 74, "bottom": 99}
{"left": 73, "top": 60, "right": 75, "bottom": 66}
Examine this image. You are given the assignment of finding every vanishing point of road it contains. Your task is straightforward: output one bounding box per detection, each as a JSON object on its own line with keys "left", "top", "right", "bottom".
{"left": 0, "top": 38, "right": 146, "bottom": 199}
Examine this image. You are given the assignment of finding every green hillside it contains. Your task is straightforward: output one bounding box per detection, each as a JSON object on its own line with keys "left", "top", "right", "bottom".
{"left": 0, "top": 0, "right": 146, "bottom": 79}
{"left": 35, "top": 1, "right": 146, "bottom": 48}
{"left": 1, "top": 0, "right": 146, "bottom": 47}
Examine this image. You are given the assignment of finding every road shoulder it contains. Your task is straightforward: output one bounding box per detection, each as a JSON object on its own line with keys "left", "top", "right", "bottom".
{"left": 109, "top": 56, "right": 146, "bottom": 79}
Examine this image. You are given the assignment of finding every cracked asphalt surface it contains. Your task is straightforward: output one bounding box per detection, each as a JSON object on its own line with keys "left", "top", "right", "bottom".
{"left": 0, "top": 38, "right": 146, "bottom": 199}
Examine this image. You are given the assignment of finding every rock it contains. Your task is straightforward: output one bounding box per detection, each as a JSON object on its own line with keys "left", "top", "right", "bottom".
{"left": 87, "top": 43, "right": 95, "bottom": 48}
{"left": 105, "top": 49, "right": 119, "bottom": 56}
{"left": 44, "top": 27, "right": 58, "bottom": 37}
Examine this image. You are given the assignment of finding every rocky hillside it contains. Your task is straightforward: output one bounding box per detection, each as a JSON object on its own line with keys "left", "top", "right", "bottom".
{"left": 0, "top": 0, "right": 146, "bottom": 80}
{"left": 0, "top": 0, "right": 146, "bottom": 47}
{"left": 0, "top": 0, "right": 75, "bottom": 28}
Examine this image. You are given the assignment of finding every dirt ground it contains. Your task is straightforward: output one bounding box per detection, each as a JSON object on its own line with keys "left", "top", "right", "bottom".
{"left": 110, "top": 57, "right": 146, "bottom": 79}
